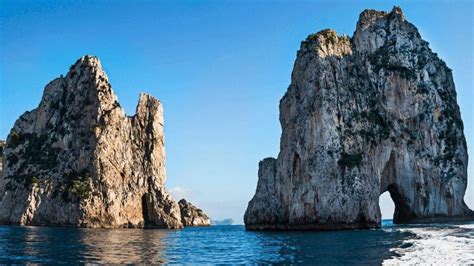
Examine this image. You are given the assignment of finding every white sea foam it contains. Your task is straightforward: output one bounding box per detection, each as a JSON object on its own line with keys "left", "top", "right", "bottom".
{"left": 383, "top": 223, "right": 474, "bottom": 265}
{"left": 458, "top": 223, "right": 474, "bottom": 229}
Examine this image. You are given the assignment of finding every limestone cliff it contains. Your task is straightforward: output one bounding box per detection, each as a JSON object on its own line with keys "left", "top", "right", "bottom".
{"left": 178, "top": 199, "right": 211, "bottom": 226}
{"left": 0, "top": 55, "right": 183, "bottom": 228}
{"left": 245, "top": 7, "right": 473, "bottom": 230}
{"left": 0, "top": 140, "right": 4, "bottom": 175}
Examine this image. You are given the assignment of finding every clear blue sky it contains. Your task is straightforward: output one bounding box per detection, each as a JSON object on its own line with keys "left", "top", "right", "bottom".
{"left": 1, "top": 0, "right": 472, "bottom": 223}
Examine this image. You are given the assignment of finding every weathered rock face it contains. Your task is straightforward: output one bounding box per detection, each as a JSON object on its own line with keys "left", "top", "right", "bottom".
{"left": 0, "top": 55, "right": 183, "bottom": 228}
{"left": 0, "top": 140, "right": 4, "bottom": 175}
{"left": 178, "top": 199, "right": 211, "bottom": 226}
{"left": 245, "top": 7, "right": 473, "bottom": 230}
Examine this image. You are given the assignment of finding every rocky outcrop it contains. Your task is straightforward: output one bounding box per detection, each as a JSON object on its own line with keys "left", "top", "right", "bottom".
{"left": 245, "top": 7, "right": 473, "bottom": 230}
{"left": 178, "top": 199, "right": 211, "bottom": 226}
{"left": 0, "top": 55, "right": 183, "bottom": 228}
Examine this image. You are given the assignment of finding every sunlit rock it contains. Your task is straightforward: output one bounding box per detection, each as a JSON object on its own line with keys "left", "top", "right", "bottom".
{"left": 0, "top": 55, "right": 184, "bottom": 228}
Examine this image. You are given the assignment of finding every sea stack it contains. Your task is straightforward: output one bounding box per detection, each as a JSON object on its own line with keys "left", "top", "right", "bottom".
{"left": 0, "top": 55, "right": 205, "bottom": 228}
{"left": 245, "top": 7, "right": 473, "bottom": 230}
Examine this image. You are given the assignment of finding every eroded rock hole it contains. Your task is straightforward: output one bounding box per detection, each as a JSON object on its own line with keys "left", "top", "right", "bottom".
{"left": 141, "top": 194, "right": 150, "bottom": 227}
{"left": 379, "top": 191, "right": 395, "bottom": 221}
{"left": 379, "top": 184, "right": 415, "bottom": 224}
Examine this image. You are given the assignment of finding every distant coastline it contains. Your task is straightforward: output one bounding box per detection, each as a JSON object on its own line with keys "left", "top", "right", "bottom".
{"left": 211, "top": 219, "right": 234, "bottom": 225}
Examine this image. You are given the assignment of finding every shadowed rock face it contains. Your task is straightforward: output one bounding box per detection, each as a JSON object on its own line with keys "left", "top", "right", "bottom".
{"left": 245, "top": 7, "right": 473, "bottom": 230}
{"left": 178, "top": 199, "right": 211, "bottom": 226}
{"left": 0, "top": 141, "right": 4, "bottom": 175}
{"left": 0, "top": 55, "right": 183, "bottom": 228}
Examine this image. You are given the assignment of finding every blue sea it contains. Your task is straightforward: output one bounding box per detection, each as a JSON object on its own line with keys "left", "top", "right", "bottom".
{"left": 0, "top": 220, "right": 472, "bottom": 264}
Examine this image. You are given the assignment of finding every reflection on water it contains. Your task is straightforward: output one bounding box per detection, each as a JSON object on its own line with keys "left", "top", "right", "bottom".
{"left": 0, "top": 226, "right": 168, "bottom": 264}
{"left": 0, "top": 221, "right": 411, "bottom": 264}
{"left": 78, "top": 228, "right": 168, "bottom": 263}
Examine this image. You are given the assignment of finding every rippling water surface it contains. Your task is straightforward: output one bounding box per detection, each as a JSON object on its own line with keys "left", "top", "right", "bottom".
{"left": 0, "top": 220, "right": 472, "bottom": 264}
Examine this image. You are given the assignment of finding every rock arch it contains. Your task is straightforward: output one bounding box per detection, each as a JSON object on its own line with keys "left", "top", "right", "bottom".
{"left": 245, "top": 7, "right": 473, "bottom": 230}
{"left": 379, "top": 151, "right": 415, "bottom": 223}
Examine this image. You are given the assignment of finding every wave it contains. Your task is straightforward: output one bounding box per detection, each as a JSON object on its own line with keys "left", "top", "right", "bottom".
{"left": 383, "top": 222, "right": 474, "bottom": 264}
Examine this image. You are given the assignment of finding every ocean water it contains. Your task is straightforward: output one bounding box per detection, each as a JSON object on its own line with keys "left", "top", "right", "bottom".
{"left": 0, "top": 220, "right": 472, "bottom": 264}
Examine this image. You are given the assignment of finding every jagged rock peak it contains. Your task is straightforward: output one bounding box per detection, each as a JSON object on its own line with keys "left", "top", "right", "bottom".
{"left": 71, "top": 55, "right": 101, "bottom": 69}
{"left": 302, "top": 6, "right": 412, "bottom": 59}
{"left": 178, "top": 199, "right": 211, "bottom": 227}
{"left": 245, "top": 7, "right": 472, "bottom": 231}
{"left": 357, "top": 6, "right": 404, "bottom": 29}
{"left": 0, "top": 55, "right": 189, "bottom": 229}
{"left": 66, "top": 55, "right": 108, "bottom": 87}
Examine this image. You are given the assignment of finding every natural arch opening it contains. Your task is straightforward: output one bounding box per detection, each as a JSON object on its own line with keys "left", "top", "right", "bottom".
{"left": 379, "top": 183, "right": 416, "bottom": 224}
{"left": 379, "top": 152, "right": 415, "bottom": 224}
{"left": 379, "top": 191, "right": 395, "bottom": 223}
